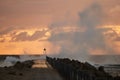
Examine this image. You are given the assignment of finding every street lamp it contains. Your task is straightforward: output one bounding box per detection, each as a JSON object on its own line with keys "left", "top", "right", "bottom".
{"left": 43, "top": 48, "right": 46, "bottom": 56}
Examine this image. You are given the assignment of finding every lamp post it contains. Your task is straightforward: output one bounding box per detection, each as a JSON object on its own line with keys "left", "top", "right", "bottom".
{"left": 43, "top": 48, "right": 46, "bottom": 56}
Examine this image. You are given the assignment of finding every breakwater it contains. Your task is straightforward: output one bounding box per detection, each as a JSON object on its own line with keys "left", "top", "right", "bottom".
{"left": 46, "top": 56, "right": 120, "bottom": 80}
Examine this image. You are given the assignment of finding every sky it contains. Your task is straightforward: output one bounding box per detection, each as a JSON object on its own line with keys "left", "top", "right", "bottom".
{"left": 0, "top": 0, "right": 120, "bottom": 60}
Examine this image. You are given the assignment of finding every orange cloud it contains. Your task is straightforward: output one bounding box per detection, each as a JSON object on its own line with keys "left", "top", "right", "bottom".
{"left": 0, "top": 27, "right": 51, "bottom": 42}
{"left": 0, "top": 0, "right": 120, "bottom": 57}
{"left": 101, "top": 25, "right": 120, "bottom": 55}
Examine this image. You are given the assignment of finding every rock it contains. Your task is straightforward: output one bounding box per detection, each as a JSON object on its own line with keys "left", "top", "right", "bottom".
{"left": 8, "top": 71, "right": 16, "bottom": 75}
{"left": 14, "top": 61, "right": 24, "bottom": 69}
{"left": 13, "top": 60, "right": 34, "bottom": 69}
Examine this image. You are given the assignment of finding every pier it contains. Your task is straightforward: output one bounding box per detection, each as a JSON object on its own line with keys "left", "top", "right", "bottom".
{"left": 0, "top": 56, "right": 120, "bottom": 80}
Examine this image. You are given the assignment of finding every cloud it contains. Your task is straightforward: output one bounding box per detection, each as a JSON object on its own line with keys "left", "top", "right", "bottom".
{"left": 12, "top": 32, "right": 28, "bottom": 41}
{"left": 0, "top": 27, "right": 51, "bottom": 42}
{"left": 11, "top": 30, "right": 47, "bottom": 41}
{"left": 47, "top": 2, "right": 120, "bottom": 62}
{"left": 0, "top": 38, "right": 5, "bottom": 42}
{"left": 0, "top": 0, "right": 120, "bottom": 63}
{"left": 114, "top": 37, "right": 120, "bottom": 41}
{"left": 98, "top": 0, "right": 120, "bottom": 25}
{"left": 103, "top": 25, "right": 120, "bottom": 42}
{"left": 0, "top": 27, "right": 15, "bottom": 35}
{"left": 29, "top": 31, "right": 46, "bottom": 41}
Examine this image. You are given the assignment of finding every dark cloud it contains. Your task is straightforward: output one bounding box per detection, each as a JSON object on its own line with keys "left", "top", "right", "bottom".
{"left": 0, "top": 27, "right": 15, "bottom": 35}
{"left": 29, "top": 31, "right": 46, "bottom": 41}
{"left": 12, "top": 31, "right": 46, "bottom": 41}
{"left": 114, "top": 37, "right": 120, "bottom": 41}
{"left": 0, "top": 38, "right": 5, "bottom": 42}
{"left": 12, "top": 32, "right": 28, "bottom": 41}
{"left": 104, "top": 28, "right": 118, "bottom": 41}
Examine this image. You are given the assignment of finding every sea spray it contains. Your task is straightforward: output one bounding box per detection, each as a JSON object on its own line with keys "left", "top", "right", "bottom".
{"left": 0, "top": 56, "right": 19, "bottom": 67}
{"left": 0, "top": 55, "right": 45, "bottom": 67}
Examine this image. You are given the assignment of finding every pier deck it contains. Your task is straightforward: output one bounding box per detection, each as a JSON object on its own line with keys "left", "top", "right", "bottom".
{"left": 22, "top": 60, "right": 63, "bottom": 80}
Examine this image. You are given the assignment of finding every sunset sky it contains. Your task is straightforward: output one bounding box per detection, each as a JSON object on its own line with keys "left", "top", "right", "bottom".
{"left": 0, "top": 0, "right": 120, "bottom": 57}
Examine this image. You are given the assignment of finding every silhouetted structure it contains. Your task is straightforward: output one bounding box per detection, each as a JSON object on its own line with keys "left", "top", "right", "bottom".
{"left": 46, "top": 56, "right": 118, "bottom": 80}
{"left": 43, "top": 48, "right": 47, "bottom": 56}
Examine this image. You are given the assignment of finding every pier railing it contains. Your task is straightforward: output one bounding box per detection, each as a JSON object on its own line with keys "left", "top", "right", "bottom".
{"left": 46, "top": 56, "right": 118, "bottom": 80}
